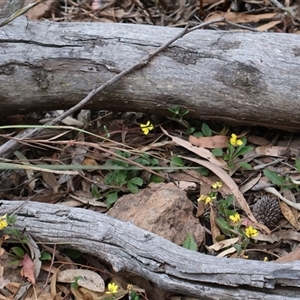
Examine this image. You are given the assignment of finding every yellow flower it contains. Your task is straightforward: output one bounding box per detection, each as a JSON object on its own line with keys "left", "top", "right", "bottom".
{"left": 211, "top": 181, "right": 223, "bottom": 189}
{"left": 230, "top": 134, "right": 243, "bottom": 147}
{"left": 0, "top": 214, "right": 8, "bottom": 230}
{"left": 106, "top": 282, "right": 118, "bottom": 294}
{"left": 140, "top": 121, "right": 154, "bottom": 135}
{"left": 229, "top": 213, "right": 240, "bottom": 223}
{"left": 245, "top": 226, "right": 258, "bottom": 238}
{"left": 127, "top": 284, "right": 133, "bottom": 290}
{"left": 197, "top": 195, "right": 215, "bottom": 204}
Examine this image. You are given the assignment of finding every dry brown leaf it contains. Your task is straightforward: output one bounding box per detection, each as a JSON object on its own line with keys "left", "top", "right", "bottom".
{"left": 57, "top": 269, "right": 105, "bottom": 292}
{"left": 160, "top": 127, "right": 227, "bottom": 168}
{"left": 206, "top": 11, "right": 278, "bottom": 23}
{"left": 208, "top": 237, "right": 240, "bottom": 251}
{"left": 255, "top": 145, "right": 288, "bottom": 156}
{"left": 280, "top": 201, "right": 300, "bottom": 230}
{"left": 256, "top": 20, "right": 282, "bottom": 31}
{"left": 247, "top": 136, "right": 271, "bottom": 146}
{"left": 21, "top": 254, "right": 35, "bottom": 285}
{"left": 188, "top": 135, "right": 228, "bottom": 149}
{"left": 180, "top": 155, "right": 257, "bottom": 223}
{"left": 42, "top": 172, "right": 60, "bottom": 194}
{"left": 276, "top": 247, "right": 300, "bottom": 262}
{"left": 210, "top": 207, "right": 221, "bottom": 244}
{"left": 217, "top": 247, "right": 237, "bottom": 257}
{"left": 240, "top": 173, "right": 261, "bottom": 194}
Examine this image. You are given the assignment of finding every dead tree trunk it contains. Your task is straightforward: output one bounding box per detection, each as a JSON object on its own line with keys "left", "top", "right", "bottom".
{"left": 1, "top": 200, "right": 300, "bottom": 299}
{"left": 1, "top": 17, "right": 300, "bottom": 130}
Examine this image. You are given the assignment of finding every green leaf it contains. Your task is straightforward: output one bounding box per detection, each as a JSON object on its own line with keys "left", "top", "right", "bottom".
{"left": 263, "top": 169, "right": 286, "bottom": 186}
{"left": 91, "top": 185, "right": 101, "bottom": 198}
{"left": 196, "top": 167, "right": 209, "bottom": 176}
{"left": 235, "top": 146, "right": 253, "bottom": 157}
{"left": 239, "top": 162, "right": 252, "bottom": 170}
{"left": 130, "top": 291, "right": 140, "bottom": 300}
{"left": 296, "top": 158, "right": 300, "bottom": 172}
{"left": 170, "top": 156, "right": 185, "bottom": 167}
{"left": 193, "top": 131, "right": 204, "bottom": 137}
{"left": 218, "top": 195, "right": 234, "bottom": 216}
{"left": 227, "top": 144, "right": 235, "bottom": 158}
{"left": 150, "top": 174, "right": 165, "bottom": 183}
{"left": 216, "top": 217, "right": 233, "bottom": 236}
{"left": 232, "top": 243, "right": 242, "bottom": 255}
{"left": 40, "top": 251, "right": 52, "bottom": 261}
{"left": 11, "top": 247, "right": 25, "bottom": 259}
{"left": 149, "top": 158, "right": 159, "bottom": 166}
{"left": 227, "top": 162, "right": 235, "bottom": 169}
{"left": 186, "top": 127, "right": 195, "bottom": 134}
{"left": 182, "top": 233, "right": 198, "bottom": 251}
{"left": 201, "top": 123, "right": 212, "bottom": 137}
{"left": 127, "top": 182, "right": 139, "bottom": 194}
{"left": 212, "top": 148, "right": 223, "bottom": 157}
{"left": 106, "top": 192, "right": 118, "bottom": 208}
{"left": 129, "top": 177, "right": 143, "bottom": 186}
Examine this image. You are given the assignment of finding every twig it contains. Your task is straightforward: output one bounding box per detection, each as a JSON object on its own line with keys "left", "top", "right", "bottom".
{"left": 0, "top": 17, "right": 224, "bottom": 158}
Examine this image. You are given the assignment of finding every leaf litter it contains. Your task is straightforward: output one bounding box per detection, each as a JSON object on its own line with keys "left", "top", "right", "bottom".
{"left": 1, "top": 109, "right": 300, "bottom": 299}
{"left": 1, "top": 0, "right": 300, "bottom": 298}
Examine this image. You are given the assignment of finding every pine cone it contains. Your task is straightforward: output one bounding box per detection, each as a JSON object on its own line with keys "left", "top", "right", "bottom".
{"left": 252, "top": 196, "right": 281, "bottom": 227}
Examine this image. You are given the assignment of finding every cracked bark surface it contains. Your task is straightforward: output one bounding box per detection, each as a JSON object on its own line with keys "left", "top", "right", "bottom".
{"left": 0, "top": 17, "right": 300, "bottom": 129}
{"left": 1, "top": 200, "right": 300, "bottom": 299}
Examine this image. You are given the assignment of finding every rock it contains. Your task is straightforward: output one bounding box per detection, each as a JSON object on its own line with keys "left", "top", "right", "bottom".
{"left": 107, "top": 183, "right": 205, "bottom": 248}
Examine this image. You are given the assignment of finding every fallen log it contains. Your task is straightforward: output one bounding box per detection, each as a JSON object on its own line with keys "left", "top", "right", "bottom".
{"left": 1, "top": 200, "right": 300, "bottom": 299}
{"left": 1, "top": 17, "right": 300, "bottom": 130}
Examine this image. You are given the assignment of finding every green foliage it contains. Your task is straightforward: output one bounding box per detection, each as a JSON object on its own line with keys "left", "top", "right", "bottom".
{"left": 91, "top": 184, "right": 101, "bottom": 198}
{"left": 295, "top": 157, "right": 300, "bottom": 172}
{"left": 71, "top": 276, "right": 83, "bottom": 289}
{"left": 182, "top": 233, "right": 198, "bottom": 251}
{"left": 170, "top": 156, "right": 185, "bottom": 168}
{"left": 130, "top": 291, "right": 140, "bottom": 300}
{"left": 168, "top": 106, "right": 189, "bottom": 121}
{"left": 223, "top": 136, "right": 253, "bottom": 169}
{"left": 217, "top": 195, "right": 234, "bottom": 217}
{"left": 201, "top": 123, "right": 212, "bottom": 137}
{"left": 106, "top": 192, "right": 118, "bottom": 208}
{"left": 150, "top": 174, "right": 165, "bottom": 183}
{"left": 10, "top": 246, "right": 25, "bottom": 259}
{"left": 263, "top": 169, "right": 298, "bottom": 189}
{"left": 212, "top": 148, "right": 223, "bottom": 157}
{"left": 40, "top": 251, "right": 52, "bottom": 261}
{"left": 103, "top": 151, "right": 162, "bottom": 207}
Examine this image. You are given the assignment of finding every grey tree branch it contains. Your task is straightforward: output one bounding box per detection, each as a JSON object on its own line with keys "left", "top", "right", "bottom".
{"left": 1, "top": 200, "right": 300, "bottom": 299}
{"left": 0, "top": 17, "right": 223, "bottom": 158}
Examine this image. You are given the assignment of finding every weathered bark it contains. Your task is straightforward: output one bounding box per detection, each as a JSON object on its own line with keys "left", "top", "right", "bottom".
{"left": 1, "top": 200, "right": 300, "bottom": 299}
{"left": 0, "top": 17, "right": 300, "bottom": 129}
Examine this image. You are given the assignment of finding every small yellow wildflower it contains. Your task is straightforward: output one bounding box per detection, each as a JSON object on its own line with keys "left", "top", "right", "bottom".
{"left": 229, "top": 213, "right": 241, "bottom": 223}
{"left": 106, "top": 282, "right": 119, "bottom": 294}
{"left": 127, "top": 284, "right": 133, "bottom": 290}
{"left": 197, "top": 195, "right": 215, "bottom": 204}
{"left": 230, "top": 134, "right": 243, "bottom": 147}
{"left": 0, "top": 214, "right": 8, "bottom": 230}
{"left": 263, "top": 257, "right": 268, "bottom": 262}
{"left": 245, "top": 226, "right": 258, "bottom": 238}
{"left": 140, "top": 121, "right": 154, "bottom": 135}
{"left": 243, "top": 255, "right": 249, "bottom": 259}
{"left": 211, "top": 181, "right": 223, "bottom": 189}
